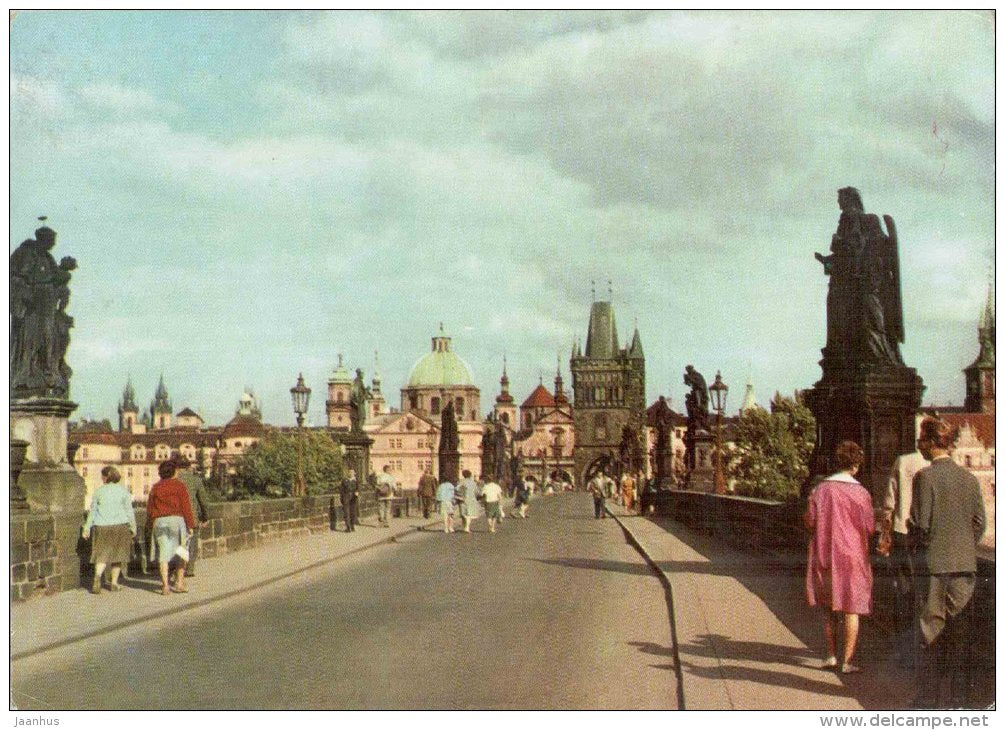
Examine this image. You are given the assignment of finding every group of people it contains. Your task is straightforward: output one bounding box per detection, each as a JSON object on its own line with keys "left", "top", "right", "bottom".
{"left": 803, "top": 417, "right": 986, "bottom": 708}
{"left": 435, "top": 469, "right": 511, "bottom": 534}
{"left": 587, "top": 470, "right": 644, "bottom": 518}
{"left": 82, "top": 456, "right": 209, "bottom": 597}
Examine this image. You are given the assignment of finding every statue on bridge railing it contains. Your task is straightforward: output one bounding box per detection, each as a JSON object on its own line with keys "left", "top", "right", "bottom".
{"left": 349, "top": 368, "right": 372, "bottom": 434}
{"left": 10, "top": 220, "right": 77, "bottom": 400}
{"left": 683, "top": 365, "right": 710, "bottom": 433}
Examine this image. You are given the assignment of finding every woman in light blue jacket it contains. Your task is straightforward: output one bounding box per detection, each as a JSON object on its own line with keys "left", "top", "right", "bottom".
{"left": 82, "top": 466, "right": 137, "bottom": 594}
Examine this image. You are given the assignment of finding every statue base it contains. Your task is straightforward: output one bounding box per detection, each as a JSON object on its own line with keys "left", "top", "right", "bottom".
{"left": 686, "top": 434, "right": 716, "bottom": 493}
{"left": 803, "top": 364, "right": 924, "bottom": 502}
{"left": 338, "top": 431, "right": 374, "bottom": 481}
{"left": 10, "top": 398, "right": 85, "bottom": 513}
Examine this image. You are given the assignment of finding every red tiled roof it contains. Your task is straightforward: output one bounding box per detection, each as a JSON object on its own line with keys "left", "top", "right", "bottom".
{"left": 521, "top": 384, "right": 555, "bottom": 409}
{"left": 940, "top": 413, "right": 995, "bottom": 449}
{"left": 222, "top": 414, "right": 266, "bottom": 439}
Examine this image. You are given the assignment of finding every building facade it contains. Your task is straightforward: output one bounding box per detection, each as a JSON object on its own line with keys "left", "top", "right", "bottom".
{"left": 570, "top": 298, "right": 646, "bottom": 486}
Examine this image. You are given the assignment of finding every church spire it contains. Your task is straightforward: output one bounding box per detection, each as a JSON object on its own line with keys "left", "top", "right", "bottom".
{"left": 554, "top": 353, "right": 568, "bottom": 407}
{"left": 496, "top": 354, "right": 514, "bottom": 404}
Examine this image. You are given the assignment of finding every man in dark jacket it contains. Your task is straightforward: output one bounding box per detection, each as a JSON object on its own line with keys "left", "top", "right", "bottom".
{"left": 175, "top": 456, "right": 210, "bottom": 578}
{"left": 340, "top": 468, "right": 360, "bottom": 532}
{"left": 417, "top": 467, "right": 437, "bottom": 519}
{"left": 909, "top": 417, "right": 986, "bottom": 708}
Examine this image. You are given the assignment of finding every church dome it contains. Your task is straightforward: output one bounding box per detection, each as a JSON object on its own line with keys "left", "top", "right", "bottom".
{"left": 407, "top": 326, "right": 474, "bottom": 387}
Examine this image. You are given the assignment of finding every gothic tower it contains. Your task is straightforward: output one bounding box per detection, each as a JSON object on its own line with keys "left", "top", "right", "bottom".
{"left": 371, "top": 351, "right": 387, "bottom": 418}
{"left": 118, "top": 378, "right": 139, "bottom": 432}
{"left": 964, "top": 284, "right": 995, "bottom": 414}
{"left": 150, "top": 375, "right": 172, "bottom": 431}
{"left": 570, "top": 294, "right": 646, "bottom": 486}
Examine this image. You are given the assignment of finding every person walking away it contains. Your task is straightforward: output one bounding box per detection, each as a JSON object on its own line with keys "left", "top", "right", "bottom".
{"left": 457, "top": 469, "right": 480, "bottom": 533}
{"left": 340, "top": 468, "right": 360, "bottom": 532}
{"left": 880, "top": 446, "right": 929, "bottom": 665}
{"left": 621, "top": 472, "right": 636, "bottom": 512}
{"left": 481, "top": 476, "right": 503, "bottom": 533}
{"left": 804, "top": 440, "right": 875, "bottom": 674}
{"left": 175, "top": 456, "right": 210, "bottom": 578}
{"left": 437, "top": 479, "right": 456, "bottom": 533}
{"left": 418, "top": 467, "right": 437, "bottom": 520}
{"left": 910, "top": 417, "right": 986, "bottom": 709}
{"left": 146, "top": 460, "right": 196, "bottom": 596}
{"left": 376, "top": 465, "right": 395, "bottom": 527}
{"left": 603, "top": 472, "right": 617, "bottom": 503}
{"left": 589, "top": 472, "right": 607, "bottom": 519}
{"left": 513, "top": 477, "right": 531, "bottom": 518}
{"left": 82, "top": 466, "right": 136, "bottom": 594}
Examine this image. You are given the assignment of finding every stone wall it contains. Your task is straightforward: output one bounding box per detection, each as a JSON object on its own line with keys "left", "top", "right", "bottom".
{"left": 10, "top": 490, "right": 378, "bottom": 602}
{"left": 10, "top": 511, "right": 87, "bottom": 601}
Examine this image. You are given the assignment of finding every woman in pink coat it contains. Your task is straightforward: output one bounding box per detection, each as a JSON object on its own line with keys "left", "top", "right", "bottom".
{"left": 804, "top": 440, "right": 875, "bottom": 674}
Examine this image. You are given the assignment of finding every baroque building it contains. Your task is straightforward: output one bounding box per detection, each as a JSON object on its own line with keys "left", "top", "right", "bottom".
{"left": 364, "top": 325, "right": 483, "bottom": 489}
{"left": 570, "top": 297, "right": 646, "bottom": 485}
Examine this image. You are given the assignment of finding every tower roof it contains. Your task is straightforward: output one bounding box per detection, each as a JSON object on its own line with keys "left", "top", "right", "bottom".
{"left": 522, "top": 384, "right": 556, "bottom": 409}
{"left": 740, "top": 377, "right": 759, "bottom": 413}
{"left": 585, "top": 301, "right": 619, "bottom": 359}
{"left": 629, "top": 327, "right": 644, "bottom": 358}
{"left": 330, "top": 354, "right": 352, "bottom": 384}
{"left": 119, "top": 377, "right": 138, "bottom": 412}
{"left": 151, "top": 375, "right": 172, "bottom": 415}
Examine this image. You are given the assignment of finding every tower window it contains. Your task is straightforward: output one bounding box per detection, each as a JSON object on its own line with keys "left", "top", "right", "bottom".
{"left": 500, "top": 412, "right": 509, "bottom": 425}
{"left": 431, "top": 397, "right": 441, "bottom": 415}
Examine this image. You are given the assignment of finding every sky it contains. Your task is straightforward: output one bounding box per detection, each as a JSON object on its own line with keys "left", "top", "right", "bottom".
{"left": 9, "top": 10, "right": 995, "bottom": 428}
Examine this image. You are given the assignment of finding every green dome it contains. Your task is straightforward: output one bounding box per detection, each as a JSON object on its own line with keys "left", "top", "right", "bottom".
{"left": 407, "top": 330, "right": 474, "bottom": 386}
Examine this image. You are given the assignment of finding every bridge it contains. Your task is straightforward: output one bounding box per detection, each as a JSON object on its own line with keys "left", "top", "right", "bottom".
{"left": 11, "top": 492, "right": 991, "bottom": 710}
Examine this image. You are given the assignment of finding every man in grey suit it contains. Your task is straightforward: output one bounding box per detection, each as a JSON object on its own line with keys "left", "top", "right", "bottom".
{"left": 909, "top": 417, "right": 986, "bottom": 709}
{"left": 175, "top": 456, "right": 211, "bottom": 578}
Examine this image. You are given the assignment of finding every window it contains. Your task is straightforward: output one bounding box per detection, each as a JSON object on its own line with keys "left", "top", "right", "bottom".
{"left": 82, "top": 467, "right": 88, "bottom": 477}
{"left": 235, "top": 441, "right": 242, "bottom": 449}
{"left": 409, "top": 396, "right": 418, "bottom": 410}
{"left": 500, "top": 412, "right": 509, "bottom": 425}
{"left": 81, "top": 448, "right": 88, "bottom": 459}
{"left": 337, "top": 392, "right": 344, "bottom": 403}
{"left": 965, "top": 455, "right": 972, "bottom": 468}
{"left": 455, "top": 398, "right": 465, "bottom": 416}
{"left": 405, "top": 418, "right": 414, "bottom": 431}
{"left": 431, "top": 397, "right": 441, "bottom": 415}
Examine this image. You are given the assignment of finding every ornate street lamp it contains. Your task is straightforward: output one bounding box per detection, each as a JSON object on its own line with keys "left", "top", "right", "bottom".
{"left": 709, "top": 371, "right": 728, "bottom": 495}
{"left": 290, "top": 373, "right": 311, "bottom": 497}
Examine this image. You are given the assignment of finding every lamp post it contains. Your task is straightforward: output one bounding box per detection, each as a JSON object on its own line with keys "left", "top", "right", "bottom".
{"left": 290, "top": 373, "right": 311, "bottom": 497}
{"left": 709, "top": 371, "right": 728, "bottom": 495}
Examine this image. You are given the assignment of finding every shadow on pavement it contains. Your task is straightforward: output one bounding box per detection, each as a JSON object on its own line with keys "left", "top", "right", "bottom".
{"left": 530, "top": 557, "right": 652, "bottom": 576}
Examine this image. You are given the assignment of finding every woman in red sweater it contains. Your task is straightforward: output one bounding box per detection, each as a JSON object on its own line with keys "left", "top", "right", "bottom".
{"left": 146, "top": 460, "right": 196, "bottom": 595}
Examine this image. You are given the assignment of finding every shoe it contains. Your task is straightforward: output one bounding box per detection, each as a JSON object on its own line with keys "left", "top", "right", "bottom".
{"left": 109, "top": 584, "right": 122, "bottom": 592}
{"left": 90, "top": 584, "right": 101, "bottom": 595}
{"left": 161, "top": 586, "right": 171, "bottom": 596}
{"left": 840, "top": 663, "right": 861, "bottom": 674}
{"left": 184, "top": 571, "right": 194, "bottom": 577}
{"left": 171, "top": 586, "right": 189, "bottom": 593}
{"left": 822, "top": 656, "right": 838, "bottom": 669}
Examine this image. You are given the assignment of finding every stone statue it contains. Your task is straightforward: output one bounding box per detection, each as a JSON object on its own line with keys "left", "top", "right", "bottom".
{"left": 349, "top": 368, "right": 371, "bottom": 434}
{"left": 10, "top": 222, "right": 77, "bottom": 400}
{"left": 683, "top": 365, "right": 710, "bottom": 433}
{"left": 493, "top": 418, "right": 509, "bottom": 484}
{"left": 815, "top": 187, "right": 904, "bottom": 366}
{"left": 653, "top": 395, "right": 674, "bottom": 487}
{"left": 439, "top": 399, "right": 459, "bottom": 453}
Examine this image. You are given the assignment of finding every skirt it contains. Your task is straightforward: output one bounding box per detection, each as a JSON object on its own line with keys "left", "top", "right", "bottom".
{"left": 90, "top": 523, "right": 133, "bottom": 564}
{"left": 439, "top": 500, "right": 455, "bottom": 516}
{"left": 152, "top": 515, "right": 188, "bottom": 563}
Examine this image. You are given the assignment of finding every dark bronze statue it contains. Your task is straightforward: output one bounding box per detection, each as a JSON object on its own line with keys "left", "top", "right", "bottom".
{"left": 349, "top": 368, "right": 371, "bottom": 434}
{"left": 683, "top": 365, "right": 709, "bottom": 432}
{"left": 438, "top": 399, "right": 460, "bottom": 484}
{"left": 10, "top": 221, "right": 77, "bottom": 399}
{"left": 815, "top": 187, "right": 904, "bottom": 366}
{"left": 652, "top": 395, "right": 674, "bottom": 487}
{"left": 493, "top": 418, "right": 509, "bottom": 485}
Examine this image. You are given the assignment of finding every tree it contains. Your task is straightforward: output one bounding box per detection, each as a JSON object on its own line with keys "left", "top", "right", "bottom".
{"left": 728, "top": 394, "right": 815, "bottom": 501}
{"left": 231, "top": 430, "right": 344, "bottom": 499}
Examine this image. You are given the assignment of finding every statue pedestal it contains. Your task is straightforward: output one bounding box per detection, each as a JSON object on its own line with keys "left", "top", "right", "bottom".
{"left": 686, "top": 432, "right": 716, "bottom": 493}
{"left": 338, "top": 431, "right": 374, "bottom": 482}
{"left": 804, "top": 364, "right": 924, "bottom": 502}
{"left": 10, "top": 398, "right": 85, "bottom": 513}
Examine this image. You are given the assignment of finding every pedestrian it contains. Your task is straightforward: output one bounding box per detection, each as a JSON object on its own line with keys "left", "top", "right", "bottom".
{"left": 588, "top": 472, "right": 606, "bottom": 519}
{"left": 457, "top": 469, "right": 481, "bottom": 533}
{"left": 880, "top": 446, "right": 929, "bottom": 665}
{"left": 146, "top": 460, "right": 196, "bottom": 596}
{"left": 621, "top": 472, "right": 636, "bottom": 512}
{"left": 81, "top": 466, "right": 136, "bottom": 594}
{"left": 437, "top": 478, "right": 456, "bottom": 533}
{"left": 513, "top": 477, "right": 531, "bottom": 518}
{"left": 603, "top": 472, "right": 617, "bottom": 503}
{"left": 804, "top": 440, "right": 875, "bottom": 674}
{"left": 340, "top": 468, "right": 360, "bottom": 532}
{"left": 909, "top": 417, "right": 986, "bottom": 709}
{"left": 376, "top": 464, "right": 395, "bottom": 527}
{"left": 174, "top": 456, "right": 210, "bottom": 578}
{"left": 480, "top": 475, "right": 503, "bottom": 533}
{"left": 418, "top": 467, "right": 437, "bottom": 519}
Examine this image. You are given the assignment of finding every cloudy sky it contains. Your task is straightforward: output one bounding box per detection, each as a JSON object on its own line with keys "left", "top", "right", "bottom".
{"left": 10, "top": 10, "right": 994, "bottom": 427}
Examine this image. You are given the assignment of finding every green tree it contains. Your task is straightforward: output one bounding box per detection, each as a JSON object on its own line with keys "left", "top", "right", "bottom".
{"left": 728, "top": 394, "right": 815, "bottom": 501}
{"left": 232, "top": 430, "right": 344, "bottom": 498}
